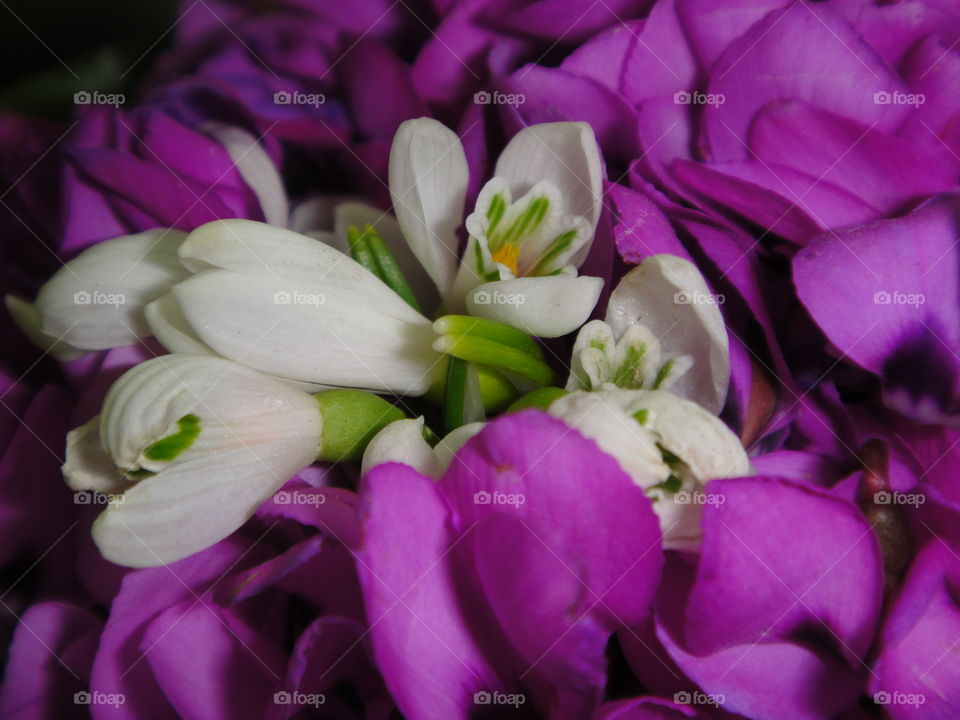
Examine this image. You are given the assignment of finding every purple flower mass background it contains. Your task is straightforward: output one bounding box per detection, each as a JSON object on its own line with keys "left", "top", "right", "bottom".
{"left": 2, "top": 0, "right": 960, "bottom": 718}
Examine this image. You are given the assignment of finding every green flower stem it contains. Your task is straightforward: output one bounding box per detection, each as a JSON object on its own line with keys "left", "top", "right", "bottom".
{"left": 434, "top": 333, "right": 558, "bottom": 388}
{"left": 314, "top": 389, "right": 406, "bottom": 462}
{"left": 443, "top": 357, "right": 485, "bottom": 433}
{"left": 426, "top": 357, "right": 517, "bottom": 413}
{"left": 347, "top": 225, "right": 421, "bottom": 312}
{"left": 433, "top": 315, "right": 544, "bottom": 359}
{"left": 506, "top": 387, "right": 569, "bottom": 413}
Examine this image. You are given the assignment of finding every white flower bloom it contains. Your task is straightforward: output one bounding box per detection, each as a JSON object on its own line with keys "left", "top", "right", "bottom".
{"left": 570, "top": 254, "right": 730, "bottom": 413}
{"left": 361, "top": 417, "right": 485, "bottom": 478}
{"left": 146, "top": 220, "right": 444, "bottom": 395}
{"left": 548, "top": 389, "right": 750, "bottom": 551}
{"left": 64, "top": 355, "right": 322, "bottom": 567}
{"left": 389, "top": 118, "right": 605, "bottom": 337}
{"left": 6, "top": 229, "right": 189, "bottom": 357}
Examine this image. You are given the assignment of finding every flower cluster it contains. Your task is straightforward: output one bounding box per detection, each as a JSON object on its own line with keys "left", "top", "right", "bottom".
{"left": 2, "top": 0, "right": 960, "bottom": 719}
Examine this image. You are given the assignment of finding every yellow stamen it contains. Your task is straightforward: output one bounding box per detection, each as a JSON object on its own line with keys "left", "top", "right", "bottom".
{"left": 491, "top": 243, "right": 520, "bottom": 276}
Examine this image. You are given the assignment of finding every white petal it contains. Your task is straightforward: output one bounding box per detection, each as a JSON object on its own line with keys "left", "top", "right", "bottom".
{"left": 567, "top": 319, "right": 615, "bottom": 390}
{"left": 92, "top": 439, "right": 315, "bottom": 567}
{"left": 63, "top": 415, "right": 126, "bottom": 493}
{"left": 389, "top": 118, "right": 468, "bottom": 295}
{"left": 33, "top": 229, "right": 189, "bottom": 350}
{"left": 606, "top": 255, "right": 730, "bottom": 414}
{"left": 434, "top": 422, "right": 485, "bottom": 472}
{"left": 179, "top": 219, "right": 426, "bottom": 325}
{"left": 361, "top": 418, "right": 440, "bottom": 478}
{"left": 494, "top": 122, "right": 603, "bottom": 265}
{"left": 202, "top": 123, "right": 289, "bottom": 226}
{"left": 466, "top": 275, "right": 603, "bottom": 338}
{"left": 289, "top": 195, "right": 361, "bottom": 235}
{"left": 171, "top": 270, "right": 443, "bottom": 395}
{"left": 334, "top": 202, "right": 440, "bottom": 312}
{"left": 144, "top": 294, "right": 217, "bottom": 357}
{"left": 593, "top": 389, "right": 750, "bottom": 481}
{"left": 99, "top": 354, "right": 322, "bottom": 473}
{"left": 5, "top": 295, "right": 85, "bottom": 361}
{"left": 548, "top": 392, "right": 670, "bottom": 485}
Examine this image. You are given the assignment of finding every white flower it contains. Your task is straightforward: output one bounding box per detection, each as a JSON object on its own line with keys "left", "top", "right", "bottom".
{"left": 568, "top": 254, "right": 730, "bottom": 414}
{"left": 548, "top": 389, "right": 750, "bottom": 551}
{"left": 64, "top": 355, "right": 323, "bottom": 567}
{"left": 6, "top": 229, "right": 189, "bottom": 359}
{"left": 145, "top": 220, "right": 444, "bottom": 395}
{"left": 389, "top": 118, "right": 605, "bottom": 337}
{"left": 360, "top": 417, "right": 485, "bottom": 478}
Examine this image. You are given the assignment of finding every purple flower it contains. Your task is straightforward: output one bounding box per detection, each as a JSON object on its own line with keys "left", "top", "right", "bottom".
{"left": 355, "top": 411, "right": 664, "bottom": 719}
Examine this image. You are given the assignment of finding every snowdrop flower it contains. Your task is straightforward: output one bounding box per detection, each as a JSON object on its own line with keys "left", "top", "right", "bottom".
{"left": 548, "top": 389, "right": 750, "bottom": 551}
{"left": 64, "top": 354, "right": 402, "bottom": 567}
{"left": 568, "top": 254, "right": 730, "bottom": 414}
{"left": 390, "top": 118, "right": 605, "bottom": 337}
{"left": 6, "top": 229, "right": 189, "bottom": 360}
{"left": 145, "top": 220, "right": 444, "bottom": 394}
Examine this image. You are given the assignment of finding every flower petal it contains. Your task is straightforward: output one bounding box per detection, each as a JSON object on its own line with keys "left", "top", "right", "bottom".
{"left": 361, "top": 417, "right": 441, "bottom": 478}
{"left": 388, "top": 118, "right": 468, "bottom": 295}
{"left": 466, "top": 275, "right": 603, "bottom": 338}
{"left": 606, "top": 256, "right": 730, "bottom": 414}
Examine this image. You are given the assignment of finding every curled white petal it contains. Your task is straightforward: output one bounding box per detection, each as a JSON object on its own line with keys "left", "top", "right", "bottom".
{"left": 606, "top": 255, "right": 730, "bottom": 414}
{"left": 434, "top": 422, "right": 486, "bottom": 472}
{"left": 30, "top": 229, "right": 189, "bottom": 351}
{"left": 63, "top": 415, "right": 125, "bottom": 493}
{"left": 361, "top": 417, "right": 440, "bottom": 478}
{"left": 466, "top": 275, "right": 603, "bottom": 338}
{"left": 389, "top": 118, "right": 468, "bottom": 296}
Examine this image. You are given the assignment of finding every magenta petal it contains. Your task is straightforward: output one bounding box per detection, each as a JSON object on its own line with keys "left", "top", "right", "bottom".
{"left": 705, "top": 3, "right": 909, "bottom": 162}
{"left": 592, "top": 696, "right": 703, "bottom": 719}
{"left": 356, "top": 463, "right": 504, "bottom": 720}
{"left": 683, "top": 477, "right": 883, "bottom": 662}
{"left": 871, "top": 541, "right": 960, "bottom": 718}
{"left": 0, "top": 602, "right": 103, "bottom": 720}
{"left": 141, "top": 600, "right": 286, "bottom": 720}
{"left": 606, "top": 183, "right": 689, "bottom": 264}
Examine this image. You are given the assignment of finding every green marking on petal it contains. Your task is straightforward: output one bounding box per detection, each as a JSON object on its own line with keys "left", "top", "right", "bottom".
{"left": 650, "top": 473, "right": 682, "bottom": 495}
{"left": 652, "top": 358, "right": 674, "bottom": 389}
{"left": 612, "top": 343, "right": 647, "bottom": 389}
{"left": 500, "top": 195, "right": 550, "bottom": 246}
{"left": 632, "top": 408, "right": 649, "bottom": 425}
{"left": 487, "top": 194, "right": 507, "bottom": 234}
{"left": 528, "top": 227, "right": 578, "bottom": 277}
{"left": 143, "top": 414, "right": 201, "bottom": 462}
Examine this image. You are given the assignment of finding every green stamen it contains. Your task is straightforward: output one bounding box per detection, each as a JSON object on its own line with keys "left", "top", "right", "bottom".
{"left": 143, "top": 414, "right": 201, "bottom": 462}
{"left": 434, "top": 315, "right": 544, "bottom": 359}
